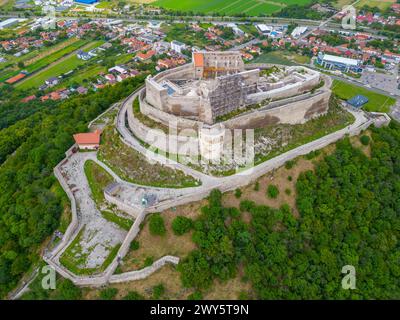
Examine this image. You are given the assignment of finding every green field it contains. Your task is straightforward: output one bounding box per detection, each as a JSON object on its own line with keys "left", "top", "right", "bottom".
{"left": 355, "top": 0, "right": 396, "bottom": 11}
{"left": 252, "top": 51, "right": 296, "bottom": 65}
{"left": 16, "top": 40, "right": 105, "bottom": 90}
{"left": 151, "top": 0, "right": 311, "bottom": 16}
{"left": 0, "top": 38, "right": 88, "bottom": 83}
{"left": 332, "top": 80, "right": 396, "bottom": 113}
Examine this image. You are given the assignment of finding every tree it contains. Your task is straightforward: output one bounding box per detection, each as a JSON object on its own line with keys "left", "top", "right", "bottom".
{"left": 123, "top": 291, "right": 144, "bottom": 300}
{"left": 360, "top": 135, "right": 370, "bottom": 146}
{"left": 234, "top": 188, "right": 242, "bottom": 198}
{"left": 149, "top": 213, "right": 166, "bottom": 236}
{"left": 267, "top": 185, "right": 279, "bottom": 199}
{"left": 99, "top": 288, "right": 118, "bottom": 300}
{"left": 172, "top": 216, "right": 193, "bottom": 236}
{"left": 130, "top": 240, "right": 140, "bottom": 250}
{"left": 152, "top": 283, "right": 165, "bottom": 299}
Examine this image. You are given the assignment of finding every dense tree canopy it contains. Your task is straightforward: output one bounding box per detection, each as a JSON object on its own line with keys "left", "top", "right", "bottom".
{"left": 0, "top": 75, "right": 146, "bottom": 297}
{"left": 179, "top": 123, "right": 400, "bottom": 299}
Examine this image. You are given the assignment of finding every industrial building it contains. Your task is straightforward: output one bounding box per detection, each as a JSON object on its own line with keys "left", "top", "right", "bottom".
{"left": 317, "top": 53, "right": 363, "bottom": 73}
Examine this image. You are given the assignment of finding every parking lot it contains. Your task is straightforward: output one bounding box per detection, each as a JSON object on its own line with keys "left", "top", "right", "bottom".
{"left": 390, "top": 99, "right": 400, "bottom": 122}
{"left": 360, "top": 70, "right": 400, "bottom": 97}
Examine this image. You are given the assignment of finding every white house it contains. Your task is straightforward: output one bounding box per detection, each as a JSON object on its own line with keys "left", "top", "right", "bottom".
{"left": 170, "top": 40, "right": 186, "bottom": 54}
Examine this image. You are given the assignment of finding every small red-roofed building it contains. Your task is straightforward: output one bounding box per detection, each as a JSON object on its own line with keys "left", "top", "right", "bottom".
{"left": 21, "top": 95, "right": 36, "bottom": 103}
{"left": 73, "top": 129, "right": 101, "bottom": 150}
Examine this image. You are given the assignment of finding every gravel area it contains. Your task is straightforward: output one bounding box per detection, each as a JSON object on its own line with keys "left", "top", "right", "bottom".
{"left": 60, "top": 152, "right": 127, "bottom": 269}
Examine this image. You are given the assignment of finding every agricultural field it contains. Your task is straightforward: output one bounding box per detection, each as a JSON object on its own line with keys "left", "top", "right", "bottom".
{"left": 331, "top": 79, "right": 396, "bottom": 113}
{"left": 355, "top": 0, "right": 396, "bottom": 11}
{"left": 151, "top": 0, "right": 312, "bottom": 16}
{"left": 0, "top": 38, "right": 90, "bottom": 83}
{"left": 15, "top": 40, "right": 105, "bottom": 90}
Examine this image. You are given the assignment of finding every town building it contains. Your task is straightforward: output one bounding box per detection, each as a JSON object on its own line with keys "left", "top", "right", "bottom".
{"left": 74, "top": 0, "right": 98, "bottom": 4}
{"left": 291, "top": 26, "right": 308, "bottom": 39}
{"left": 170, "top": 40, "right": 186, "bottom": 54}
{"left": 317, "top": 53, "right": 363, "bottom": 73}
{"left": 73, "top": 129, "right": 101, "bottom": 150}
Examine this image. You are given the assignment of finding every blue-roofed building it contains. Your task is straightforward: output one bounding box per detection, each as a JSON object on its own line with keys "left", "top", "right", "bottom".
{"left": 74, "top": 0, "right": 98, "bottom": 4}
{"left": 347, "top": 95, "right": 369, "bottom": 109}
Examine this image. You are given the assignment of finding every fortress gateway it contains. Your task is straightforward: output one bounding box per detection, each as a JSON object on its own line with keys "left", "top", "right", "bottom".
{"left": 132, "top": 51, "right": 332, "bottom": 160}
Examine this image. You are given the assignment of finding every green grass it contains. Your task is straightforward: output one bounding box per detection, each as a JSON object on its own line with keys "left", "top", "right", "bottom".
{"left": 101, "top": 211, "right": 133, "bottom": 231}
{"left": 355, "top": 0, "right": 396, "bottom": 11}
{"left": 97, "top": 125, "right": 200, "bottom": 188}
{"left": 332, "top": 79, "right": 396, "bottom": 113}
{"left": 60, "top": 227, "right": 121, "bottom": 275}
{"left": 251, "top": 51, "right": 298, "bottom": 66}
{"left": 84, "top": 159, "right": 114, "bottom": 205}
{"left": 152, "top": 0, "right": 311, "bottom": 16}
{"left": 15, "top": 40, "right": 105, "bottom": 90}
{"left": 95, "top": 1, "right": 114, "bottom": 8}
{"left": 1, "top": 38, "right": 89, "bottom": 83}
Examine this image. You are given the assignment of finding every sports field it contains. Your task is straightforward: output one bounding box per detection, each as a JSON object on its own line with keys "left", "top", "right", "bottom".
{"left": 151, "top": 0, "right": 311, "bottom": 16}
{"left": 332, "top": 79, "right": 396, "bottom": 113}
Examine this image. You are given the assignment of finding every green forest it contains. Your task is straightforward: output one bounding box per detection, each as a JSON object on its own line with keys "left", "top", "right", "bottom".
{"left": 0, "top": 75, "right": 146, "bottom": 297}
{"left": 179, "top": 122, "right": 400, "bottom": 299}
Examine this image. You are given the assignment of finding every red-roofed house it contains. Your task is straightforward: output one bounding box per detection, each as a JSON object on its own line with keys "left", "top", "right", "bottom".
{"left": 21, "top": 95, "right": 36, "bottom": 103}
{"left": 6, "top": 73, "right": 26, "bottom": 84}
{"left": 73, "top": 129, "right": 101, "bottom": 150}
{"left": 136, "top": 50, "right": 156, "bottom": 61}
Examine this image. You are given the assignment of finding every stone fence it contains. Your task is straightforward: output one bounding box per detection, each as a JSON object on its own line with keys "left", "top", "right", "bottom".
{"left": 109, "top": 256, "right": 180, "bottom": 284}
{"left": 49, "top": 145, "right": 80, "bottom": 259}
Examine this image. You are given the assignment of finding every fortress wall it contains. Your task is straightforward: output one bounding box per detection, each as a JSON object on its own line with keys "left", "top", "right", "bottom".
{"left": 166, "top": 95, "right": 200, "bottom": 116}
{"left": 140, "top": 91, "right": 201, "bottom": 129}
{"left": 145, "top": 64, "right": 195, "bottom": 111}
{"left": 248, "top": 73, "right": 320, "bottom": 104}
{"left": 145, "top": 78, "right": 168, "bottom": 111}
{"left": 127, "top": 101, "right": 201, "bottom": 155}
{"left": 223, "top": 90, "right": 331, "bottom": 129}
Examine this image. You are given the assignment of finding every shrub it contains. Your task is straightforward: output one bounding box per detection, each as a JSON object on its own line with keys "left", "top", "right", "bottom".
{"left": 152, "top": 284, "right": 165, "bottom": 299}
{"left": 240, "top": 200, "right": 256, "bottom": 212}
{"left": 149, "top": 213, "right": 166, "bottom": 236}
{"left": 360, "top": 135, "right": 370, "bottom": 146}
{"left": 267, "top": 185, "right": 279, "bottom": 199}
{"left": 234, "top": 188, "right": 242, "bottom": 198}
{"left": 187, "top": 291, "right": 203, "bottom": 300}
{"left": 254, "top": 181, "right": 260, "bottom": 191}
{"left": 130, "top": 240, "right": 140, "bottom": 251}
{"left": 305, "top": 150, "right": 321, "bottom": 160}
{"left": 285, "top": 160, "right": 296, "bottom": 169}
{"left": 99, "top": 288, "right": 118, "bottom": 300}
{"left": 123, "top": 291, "right": 144, "bottom": 300}
{"left": 144, "top": 256, "right": 154, "bottom": 267}
{"left": 172, "top": 216, "right": 193, "bottom": 236}
{"left": 53, "top": 279, "right": 82, "bottom": 300}
{"left": 285, "top": 188, "right": 292, "bottom": 195}
{"left": 287, "top": 176, "right": 293, "bottom": 181}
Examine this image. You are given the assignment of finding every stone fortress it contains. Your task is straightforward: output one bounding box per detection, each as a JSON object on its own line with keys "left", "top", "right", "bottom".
{"left": 131, "top": 51, "right": 333, "bottom": 161}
